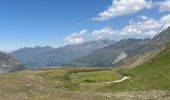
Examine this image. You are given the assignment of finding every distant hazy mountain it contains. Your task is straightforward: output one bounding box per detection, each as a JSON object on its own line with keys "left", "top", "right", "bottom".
{"left": 70, "top": 27, "right": 170, "bottom": 67}
{"left": 10, "top": 40, "right": 115, "bottom": 67}
{"left": 10, "top": 46, "right": 56, "bottom": 66}
{"left": 0, "top": 51, "right": 23, "bottom": 74}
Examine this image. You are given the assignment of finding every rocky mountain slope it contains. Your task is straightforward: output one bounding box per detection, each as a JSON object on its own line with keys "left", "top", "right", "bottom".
{"left": 70, "top": 38, "right": 152, "bottom": 67}
{"left": 0, "top": 51, "right": 23, "bottom": 73}
{"left": 152, "top": 27, "right": 170, "bottom": 44}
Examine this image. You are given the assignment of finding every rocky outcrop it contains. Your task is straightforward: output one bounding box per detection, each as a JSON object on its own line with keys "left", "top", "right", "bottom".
{"left": 0, "top": 52, "right": 24, "bottom": 74}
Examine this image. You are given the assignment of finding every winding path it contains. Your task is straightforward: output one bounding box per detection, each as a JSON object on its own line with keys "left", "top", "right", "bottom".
{"left": 106, "top": 76, "right": 130, "bottom": 84}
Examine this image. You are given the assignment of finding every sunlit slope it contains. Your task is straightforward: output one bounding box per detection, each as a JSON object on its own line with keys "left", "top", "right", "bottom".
{"left": 110, "top": 42, "right": 170, "bottom": 91}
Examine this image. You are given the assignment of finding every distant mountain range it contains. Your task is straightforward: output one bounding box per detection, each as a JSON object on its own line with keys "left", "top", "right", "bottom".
{"left": 0, "top": 51, "right": 24, "bottom": 73}
{"left": 10, "top": 27, "right": 170, "bottom": 68}
{"left": 10, "top": 40, "right": 115, "bottom": 67}
{"left": 10, "top": 46, "right": 56, "bottom": 67}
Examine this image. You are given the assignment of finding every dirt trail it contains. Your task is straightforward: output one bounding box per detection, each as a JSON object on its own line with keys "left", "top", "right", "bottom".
{"left": 106, "top": 76, "right": 130, "bottom": 84}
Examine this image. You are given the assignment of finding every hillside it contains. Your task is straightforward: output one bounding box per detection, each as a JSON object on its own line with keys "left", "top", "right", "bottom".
{"left": 152, "top": 27, "right": 170, "bottom": 44}
{"left": 107, "top": 42, "right": 170, "bottom": 91}
{"left": 119, "top": 48, "right": 162, "bottom": 68}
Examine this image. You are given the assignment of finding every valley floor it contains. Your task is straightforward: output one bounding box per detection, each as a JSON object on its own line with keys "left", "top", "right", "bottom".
{"left": 0, "top": 67, "right": 169, "bottom": 100}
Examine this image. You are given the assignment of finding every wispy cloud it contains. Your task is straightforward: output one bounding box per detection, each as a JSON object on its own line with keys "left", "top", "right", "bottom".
{"left": 120, "top": 16, "right": 161, "bottom": 36}
{"left": 160, "top": 14, "right": 170, "bottom": 29}
{"left": 92, "top": 0, "right": 152, "bottom": 21}
{"left": 157, "top": 0, "right": 170, "bottom": 12}
{"left": 91, "top": 27, "right": 118, "bottom": 39}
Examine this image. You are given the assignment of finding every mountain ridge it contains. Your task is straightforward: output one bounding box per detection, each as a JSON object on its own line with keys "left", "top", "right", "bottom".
{"left": 10, "top": 40, "right": 116, "bottom": 67}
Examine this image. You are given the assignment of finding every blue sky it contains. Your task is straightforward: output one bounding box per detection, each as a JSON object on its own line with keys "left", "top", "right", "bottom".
{"left": 0, "top": 0, "right": 170, "bottom": 51}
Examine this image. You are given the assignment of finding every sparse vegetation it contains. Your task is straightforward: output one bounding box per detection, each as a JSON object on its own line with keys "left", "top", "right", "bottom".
{"left": 0, "top": 67, "right": 123, "bottom": 99}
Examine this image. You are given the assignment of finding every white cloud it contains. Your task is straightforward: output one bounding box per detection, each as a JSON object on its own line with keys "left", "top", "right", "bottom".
{"left": 64, "top": 30, "right": 88, "bottom": 45}
{"left": 120, "top": 16, "right": 161, "bottom": 36}
{"left": 121, "top": 25, "right": 142, "bottom": 35}
{"left": 138, "top": 15, "right": 149, "bottom": 20}
{"left": 120, "top": 14, "right": 170, "bottom": 36}
{"left": 92, "top": 0, "right": 152, "bottom": 21}
{"left": 143, "top": 30, "right": 158, "bottom": 35}
{"left": 91, "top": 16, "right": 161, "bottom": 39}
{"left": 91, "top": 27, "right": 118, "bottom": 39}
{"left": 160, "top": 14, "right": 170, "bottom": 29}
{"left": 158, "top": 0, "right": 170, "bottom": 12}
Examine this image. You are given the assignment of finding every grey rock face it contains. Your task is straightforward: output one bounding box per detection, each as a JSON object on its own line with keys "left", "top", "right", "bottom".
{"left": 112, "top": 51, "right": 127, "bottom": 65}
{"left": 0, "top": 52, "right": 23, "bottom": 74}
